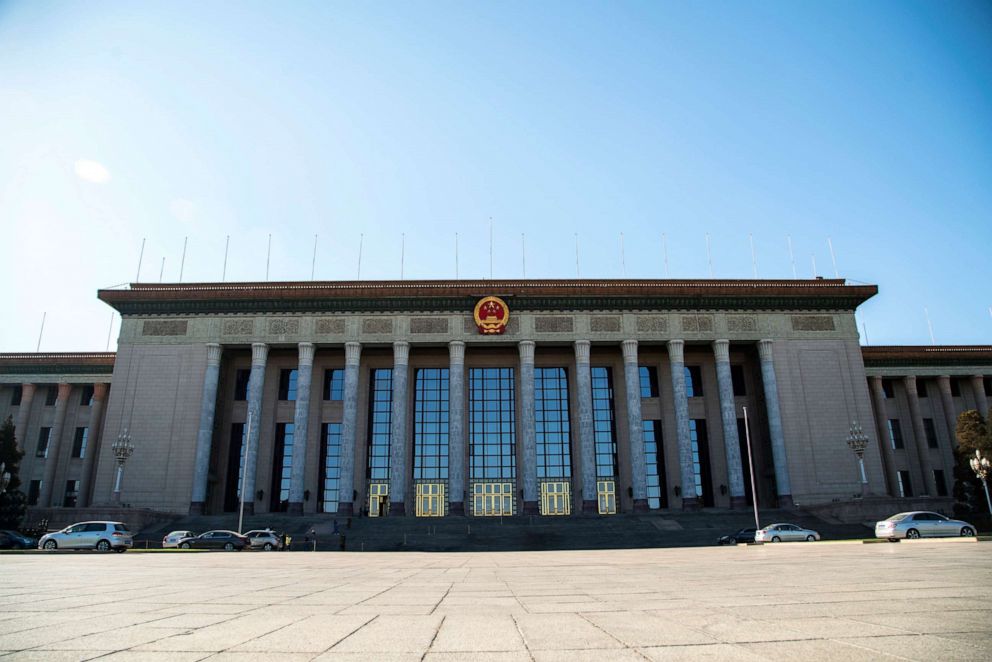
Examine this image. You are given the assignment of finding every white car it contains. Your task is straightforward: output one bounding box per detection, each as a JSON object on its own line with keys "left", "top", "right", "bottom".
{"left": 875, "top": 512, "right": 976, "bottom": 540}
{"left": 39, "top": 521, "right": 133, "bottom": 552}
{"left": 162, "top": 530, "right": 195, "bottom": 548}
{"left": 244, "top": 529, "right": 283, "bottom": 551}
{"left": 754, "top": 523, "right": 820, "bottom": 543}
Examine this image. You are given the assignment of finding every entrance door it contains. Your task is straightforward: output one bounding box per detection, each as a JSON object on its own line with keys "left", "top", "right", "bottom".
{"left": 540, "top": 481, "right": 571, "bottom": 515}
{"left": 416, "top": 483, "right": 445, "bottom": 517}
{"left": 471, "top": 482, "right": 514, "bottom": 516}
{"left": 368, "top": 483, "right": 389, "bottom": 517}
{"left": 597, "top": 480, "right": 617, "bottom": 514}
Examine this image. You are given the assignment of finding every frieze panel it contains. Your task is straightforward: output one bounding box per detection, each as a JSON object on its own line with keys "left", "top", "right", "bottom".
{"left": 410, "top": 318, "right": 449, "bottom": 334}
{"left": 465, "top": 316, "right": 518, "bottom": 334}
{"left": 792, "top": 315, "right": 836, "bottom": 331}
{"left": 590, "top": 316, "right": 621, "bottom": 333}
{"left": 726, "top": 315, "right": 758, "bottom": 332}
{"left": 141, "top": 320, "right": 188, "bottom": 336}
{"left": 222, "top": 319, "right": 254, "bottom": 335}
{"left": 636, "top": 316, "right": 668, "bottom": 333}
{"left": 535, "top": 316, "right": 574, "bottom": 333}
{"left": 681, "top": 315, "right": 714, "bottom": 333}
{"left": 362, "top": 318, "right": 394, "bottom": 335}
{"left": 315, "top": 318, "right": 346, "bottom": 335}
{"left": 268, "top": 318, "right": 300, "bottom": 335}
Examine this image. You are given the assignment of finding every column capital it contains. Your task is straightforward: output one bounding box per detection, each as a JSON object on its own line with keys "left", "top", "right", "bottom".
{"left": 93, "top": 382, "right": 110, "bottom": 401}
{"left": 251, "top": 342, "right": 269, "bottom": 366}
{"left": 448, "top": 340, "right": 465, "bottom": 364}
{"left": 667, "top": 339, "right": 685, "bottom": 364}
{"left": 621, "top": 339, "right": 638, "bottom": 363}
{"left": 712, "top": 339, "right": 730, "bottom": 363}
{"left": 868, "top": 375, "right": 883, "bottom": 386}
{"left": 393, "top": 341, "right": 410, "bottom": 365}
{"left": 574, "top": 340, "right": 591, "bottom": 364}
{"left": 20, "top": 382, "right": 36, "bottom": 397}
{"left": 345, "top": 341, "right": 362, "bottom": 366}
{"left": 757, "top": 339, "right": 774, "bottom": 362}
{"left": 56, "top": 382, "right": 72, "bottom": 400}
{"left": 902, "top": 375, "right": 917, "bottom": 387}
{"left": 205, "top": 343, "right": 222, "bottom": 366}
{"left": 298, "top": 342, "right": 315, "bottom": 365}
{"left": 518, "top": 340, "right": 535, "bottom": 363}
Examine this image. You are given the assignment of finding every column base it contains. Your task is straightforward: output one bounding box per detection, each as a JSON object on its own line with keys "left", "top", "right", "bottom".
{"left": 242, "top": 502, "right": 255, "bottom": 516}
{"left": 287, "top": 502, "right": 303, "bottom": 516}
{"left": 729, "top": 496, "right": 748, "bottom": 509}
{"left": 188, "top": 501, "right": 205, "bottom": 516}
{"left": 777, "top": 494, "right": 794, "bottom": 509}
{"left": 389, "top": 502, "right": 406, "bottom": 516}
{"left": 522, "top": 500, "right": 539, "bottom": 515}
{"left": 632, "top": 499, "right": 650, "bottom": 513}
{"left": 449, "top": 501, "right": 465, "bottom": 516}
{"left": 681, "top": 497, "right": 702, "bottom": 511}
{"left": 337, "top": 502, "right": 354, "bottom": 517}
{"left": 581, "top": 500, "right": 599, "bottom": 514}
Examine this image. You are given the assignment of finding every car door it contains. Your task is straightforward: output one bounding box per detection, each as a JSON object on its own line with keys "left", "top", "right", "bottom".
{"left": 62, "top": 524, "right": 86, "bottom": 549}
{"left": 912, "top": 513, "right": 935, "bottom": 536}
{"left": 83, "top": 523, "right": 107, "bottom": 547}
{"left": 933, "top": 514, "right": 952, "bottom": 537}
{"left": 202, "top": 532, "right": 220, "bottom": 549}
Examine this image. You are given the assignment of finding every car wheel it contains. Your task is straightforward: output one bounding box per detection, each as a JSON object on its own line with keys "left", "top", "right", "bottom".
{"left": 263, "top": 542, "right": 273, "bottom": 551}
{"left": 771, "top": 536, "right": 781, "bottom": 543}
{"left": 180, "top": 542, "right": 191, "bottom": 549}
{"left": 906, "top": 528, "right": 921, "bottom": 539}
{"left": 729, "top": 538, "right": 738, "bottom": 546}
{"left": 224, "top": 542, "right": 235, "bottom": 551}
{"left": 96, "top": 540, "right": 111, "bottom": 552}
{"left": 806, "top": 535, "right": 816, "bottom": 542}
{"left": 43, "top": 540, "right": 57, "bottom": 550}
{"left": 961, "top": 526, "right": 975, "bottom": 537}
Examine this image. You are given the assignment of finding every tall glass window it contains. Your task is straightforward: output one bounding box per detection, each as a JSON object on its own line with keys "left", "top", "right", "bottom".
{"left": 324, "top": 369, "right": 344, "bottom": 401}
{"left": 366, "top": 369, "right": 393, "bottom": 481}
{"left": 639, "top": 366, "right": 659, "bottom": 398}
{"left": 685, "top": 366, "right": 703, "bottom": 397}
{"left": 643, "top": 420, "right": 667, "bottom": 509}
{"left": 36, "top": 427, "right": 51, "bottom": 458}
{"left": 592, "top": 367, "right": 618, "bottom": 478}
{"left": 278, "top": 369, "right": 298, "bottom": 401}
{"left": 469, "top": 368, "right": 516, "bottom": 480}
{"left": 535, "top": 368, "right": 571, "bottom": 479}
{"left": 887, "top": 419, "right": 904, "bottom": 450}
{"left": 71, "top": 427, "right": 89, "bottom": 459}
{"left": 225, "top": 423, "right": 247, "bottom": 511}
{"left": 234, "top": 369, "right": 251, "bottom": 401}
{"left": 688, "top": 419, "right": 713, "bottom": 506}
{"left": 271, "top": 423, "right": 295, "bottom": 511}
{"left": 414, "top": 368, "right": 449, "bottom": 481}
{"left": 320, "top": 422, "right": 342, "bottom": 513}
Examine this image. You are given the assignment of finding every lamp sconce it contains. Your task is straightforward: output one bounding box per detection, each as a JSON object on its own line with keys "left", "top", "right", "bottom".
{"left": 674, "top": 485, "right": 681, "bottom": 497}
{"left": 304, "top": 489, "right": 311, "bottom": 502}
{"left": 720, "top": 484, "right": 728, "bottom": 496}
{"left": 256, "top": 490, "right": 264, "bottom": 501}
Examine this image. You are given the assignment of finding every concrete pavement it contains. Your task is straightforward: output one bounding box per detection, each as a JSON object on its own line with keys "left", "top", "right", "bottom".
{"left": 1, "top": 541, "right": 990, "bottom": 660}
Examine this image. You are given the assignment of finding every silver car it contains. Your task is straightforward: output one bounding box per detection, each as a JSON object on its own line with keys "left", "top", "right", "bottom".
{"left": 162, "top": 530, "right": 195, "bottom": 549}
{"left": 754, "top": 523, "right": 820, "bottom": 542}
{"left": 875, "top": 511, "right": 976, "bottom": 540}
{"left": 245, "top": 529, "right": 283, "bottom": 551}
{"left": 39, "top": 521, "right": 133, "bottom": 552}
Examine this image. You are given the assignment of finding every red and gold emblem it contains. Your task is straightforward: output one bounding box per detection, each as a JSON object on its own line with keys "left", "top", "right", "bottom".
{"left": 474, "top": 296, "right": 510, "bottom": 335}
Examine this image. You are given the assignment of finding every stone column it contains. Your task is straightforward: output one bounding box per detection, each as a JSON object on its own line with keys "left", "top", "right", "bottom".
{"left": 574, "top": 340, "right": 597, "bottom": 513}
{"left": 622, "top": 340, "right": 649, "bottom": 512}
{"left": 388, "top": 341, "right": 410, "bottom": 515}
{"left": 79, "top": 382, "right": 109, "bottom": 507}
{"left": 241, "top": 342, "right": 268, "bottom": 516}
{"left": 667, "top": 340, "right": 698, "bottom": 510}
{"left": 868, "top": 377, "right": 898, "bottom": 496}
{"left": 757, "top": 340, "right": 793, "bottom": 507}
{"left": 337, "top": 342, "right": 362, "bottom": 516}
{"left": 40, "top": 383, "right": 72, "bottom": 507}
{"left": 904, "top": 376, "right": 936, "bottom": 495}
{"left": 971, "top": 375, "right": 989, "bottom": 420}
{"left": 13, "top": 383, "right": 36, "bottom": 452}
{"left": 712, "top": 340, "right": 746, "bottom": 508}
{"left": 448, "top": 341, "right": 467, "bottom": 515}
{"left": 519, "top": 341, "right": 539, "bottom": 514}
{"left": 936, "top": 376, "right": 959, "bottom": 447}
{"left": 189, "top": 344, "right": 222, "bottom": 514}
{"left": 287, "top": 342, "right": 314, "bottom": 515}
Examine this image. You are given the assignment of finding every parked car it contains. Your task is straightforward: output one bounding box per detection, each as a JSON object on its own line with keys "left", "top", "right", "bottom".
{"left": 38, "top": 521, "right": 133, "bottom": 552}
{"left": 0, "top": 530, "right": 37, "bottom": 550}
{"left": 162, "top": 530, "right": 195, "bottom": 549}
{"left": 875, "top": 511, "right": 976, "bottom": 540}
{"left": 717, "top": 528, "right": 756, "bottom": 545}
{"left": 244, "top": 529, "right": 283, "bottom": 551}
{"left": 177, "top": 530, "right": 249, "bottom": 551}
{"left": 754, "top": 523, "right": 820, "bottom": 542}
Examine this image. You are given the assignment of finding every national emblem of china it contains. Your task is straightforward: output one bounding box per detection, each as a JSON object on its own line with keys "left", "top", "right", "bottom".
{"left": 474, "top": 296, "right": 510, "bottom": 335}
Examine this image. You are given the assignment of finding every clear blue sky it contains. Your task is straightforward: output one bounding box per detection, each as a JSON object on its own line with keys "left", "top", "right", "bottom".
{"left": 1, "top": 1, "right": 990, "bottom": 351}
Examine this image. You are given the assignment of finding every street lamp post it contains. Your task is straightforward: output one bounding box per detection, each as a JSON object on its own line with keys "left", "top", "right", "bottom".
{"left": 741, "top": 406, "right": 760, "bottom": 532}
{"left": 111, "top": 429, "right": 135, "bottom": 505}
{"left": 846, "top": 421, "right": 870, "bottom": 497}
{"left": 969, "top": 449, "right": 992, "bottom": 515}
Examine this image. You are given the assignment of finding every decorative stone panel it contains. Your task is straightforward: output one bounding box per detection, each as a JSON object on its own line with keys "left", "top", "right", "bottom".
{"left": 222, "top": 319, "right": 254, "bottom": 335}
{"left": 726, "top": 315, "right": 758, "bottom": 332}
{"left": 590, "top": 316, "right": 621, "bottom": 333}
{"left": 535, "top": 316, "right": 574, "bottom": 333}
{"left": 792, "top": 315, "right": 835, "bottom": 331}
{"left": 411, "top": 318, "right": 449, "bottom": 334}
{"left": 636, "top": 316, "right": 668, "bottom": 333}
{"left": 463, "top": 316, "right": 519, "bottom": 335}
{"left": 681, "top": 314, "right": 714, "bottom": 333}
{"left": 141, "top": 320, "right": 188, "bottom": 336}
{"left": 315, "top": 318, "right": 346, "bottom": 335}
{"left": 268, "top": 318, "right": 300, "bottom": 335}
{"left": 362, "top": 318, "right": 394, "bottom": 334}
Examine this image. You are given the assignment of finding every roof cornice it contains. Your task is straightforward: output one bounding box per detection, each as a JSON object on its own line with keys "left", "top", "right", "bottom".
{"left": 862, "top": 345, "right": 992, "bottom": 368}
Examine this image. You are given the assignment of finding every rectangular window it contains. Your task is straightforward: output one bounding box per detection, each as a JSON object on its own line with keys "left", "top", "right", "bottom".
{"left": 923, "top": 418, "right": 939, "bottom": 449}
{"left": 915, "top": 379, "right": 928, "bottom": 398}
{"left": 366, "top": 369, "right": 393, "bottom": 481}
{"left": 688, "top": 419, "right": 713, "bottom": 506}
{"left": 638, "top": 366, "right": 659, "bottom": 398}
{"left": 685, "top": 366, "right": 703, "bottom": 398}
{"left": 535, "top": 368, "right": 571, "bottom": 480}
{"left": 224, "top": 423, "right": 247, "bottom": 511}
{"left": 897, "top": 470, "right": 913, "bottom": 498}
{"left": 414, "top": 368, "right": 449, "bottom": 481}
{"left": 234, "top": 369, "right": 251, "bottom": 401}
{"left": 881, "top": 379, "right": 895, "bottom": 399}
{"left": 27, "top": 480, "right": 41, "bottom": 506}
{"left": 271, "top": 422, "right": 295, "bottom": 511}
{"left": 71, "top": 427, "right": 89, "bottom": 459}
{"left": 469, "top": 367, "right": 516, "bottom": 481}
{"left": 63, "top": 480, "right": 80, "bottom": 508}
{"left": 934, "top": 469, "right": 948, "bottom": 497}
{"left": 11, "top": 385, "right": 23, "bottom": 406}
{"left": 592, "top": 368, "right": 618, "bottom": 479}
{"left": 950, "top": 378, "right": 961, "bottom": 397}
{"left": 643, "top": 419, "right": 667, "bottom": 509}
{"left": 79, "top": 385, "right": 95, "bottom": 406}
{"left": 320, "top": 422, "right": 342, "bottom": 513}
{"left": 887, "top": 419, "right": 904, "bottom": 450}
{"left": 45, "top": 385, "right": 58, "bottom": 406}
{"left": 36, "top": 427, "right": 51, "bottom": 458}
{"left": 324, "top": 369, "right": 345, "bottom": 401}
{"left": 278, "top": 369, "right": 298, "bottom": 401}
{"left": 730, "top": 365, "right": 747, "bottom": 396}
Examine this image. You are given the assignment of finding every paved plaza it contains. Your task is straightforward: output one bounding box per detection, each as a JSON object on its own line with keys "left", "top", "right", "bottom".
{"left": 1, "top": 541, "right": 990, "bottom": 661}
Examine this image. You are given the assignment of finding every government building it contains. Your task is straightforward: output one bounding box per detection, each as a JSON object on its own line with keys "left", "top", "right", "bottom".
{"left": 1, "top": 279, "right": 990, "bottom": 522}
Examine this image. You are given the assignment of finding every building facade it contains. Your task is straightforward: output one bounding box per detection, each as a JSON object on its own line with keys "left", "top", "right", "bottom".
{"left": 1, "top": 279, "right": 989, "bottom": 519}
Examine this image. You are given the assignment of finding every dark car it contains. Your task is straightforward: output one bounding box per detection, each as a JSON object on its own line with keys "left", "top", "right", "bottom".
{"left": 0, "top": 530, "right": 37, "bottom": 550}
{"left": 177, "top": 530, "right": 249, "bottom": 551}
{"left": 717, "top": 528, "right": 756, "bottom": 545}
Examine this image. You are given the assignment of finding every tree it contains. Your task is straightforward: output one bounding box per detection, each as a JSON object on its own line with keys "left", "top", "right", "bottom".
{"left": 953, "top": 410, "right": 992, "bottom": 521}
{"left": 0, "top": 415, "right": 27, "bottom": 530}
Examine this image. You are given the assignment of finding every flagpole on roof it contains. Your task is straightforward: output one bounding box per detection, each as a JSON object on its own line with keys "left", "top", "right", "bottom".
{"left": 36, "top": 312, "right": 46, "bottom": 352}
{"left": 787, "top": 235, "right": 797, "bottom": 278}
{"left": 265, "top": 233, "right": 272, "bottom": 281}
{"left": 135, "top": 238, "right": 146, "bottom": 282}
{"left": 828, "top": 237, "right": 839, "bottom": 278}
{"left": 574, "top": 233, "right": 580, "bottom": 278}
{"left": 222, "top": 235, "right": 230, "bottom": 281}
{"left": 455, "top": 232, "right": 459, "bottom": 279}
{"left": 179, "top": 236, "right": 188, "bottom": 282}
{"left": 357, "top": 233, "right": 363, "bottom": 280}
{"left": 620, "top": 232, "right": 626, "bottom": 277}
{"left": 311, "top": 234, "right": 318, "bottom": 280}
{"left": 521, "top": 233, "right": 526, "bottom": 278}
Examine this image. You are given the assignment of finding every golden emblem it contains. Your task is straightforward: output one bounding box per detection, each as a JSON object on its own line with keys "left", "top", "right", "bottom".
{"left": 473, "top": 296, "right": 510, "bottom": 335}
